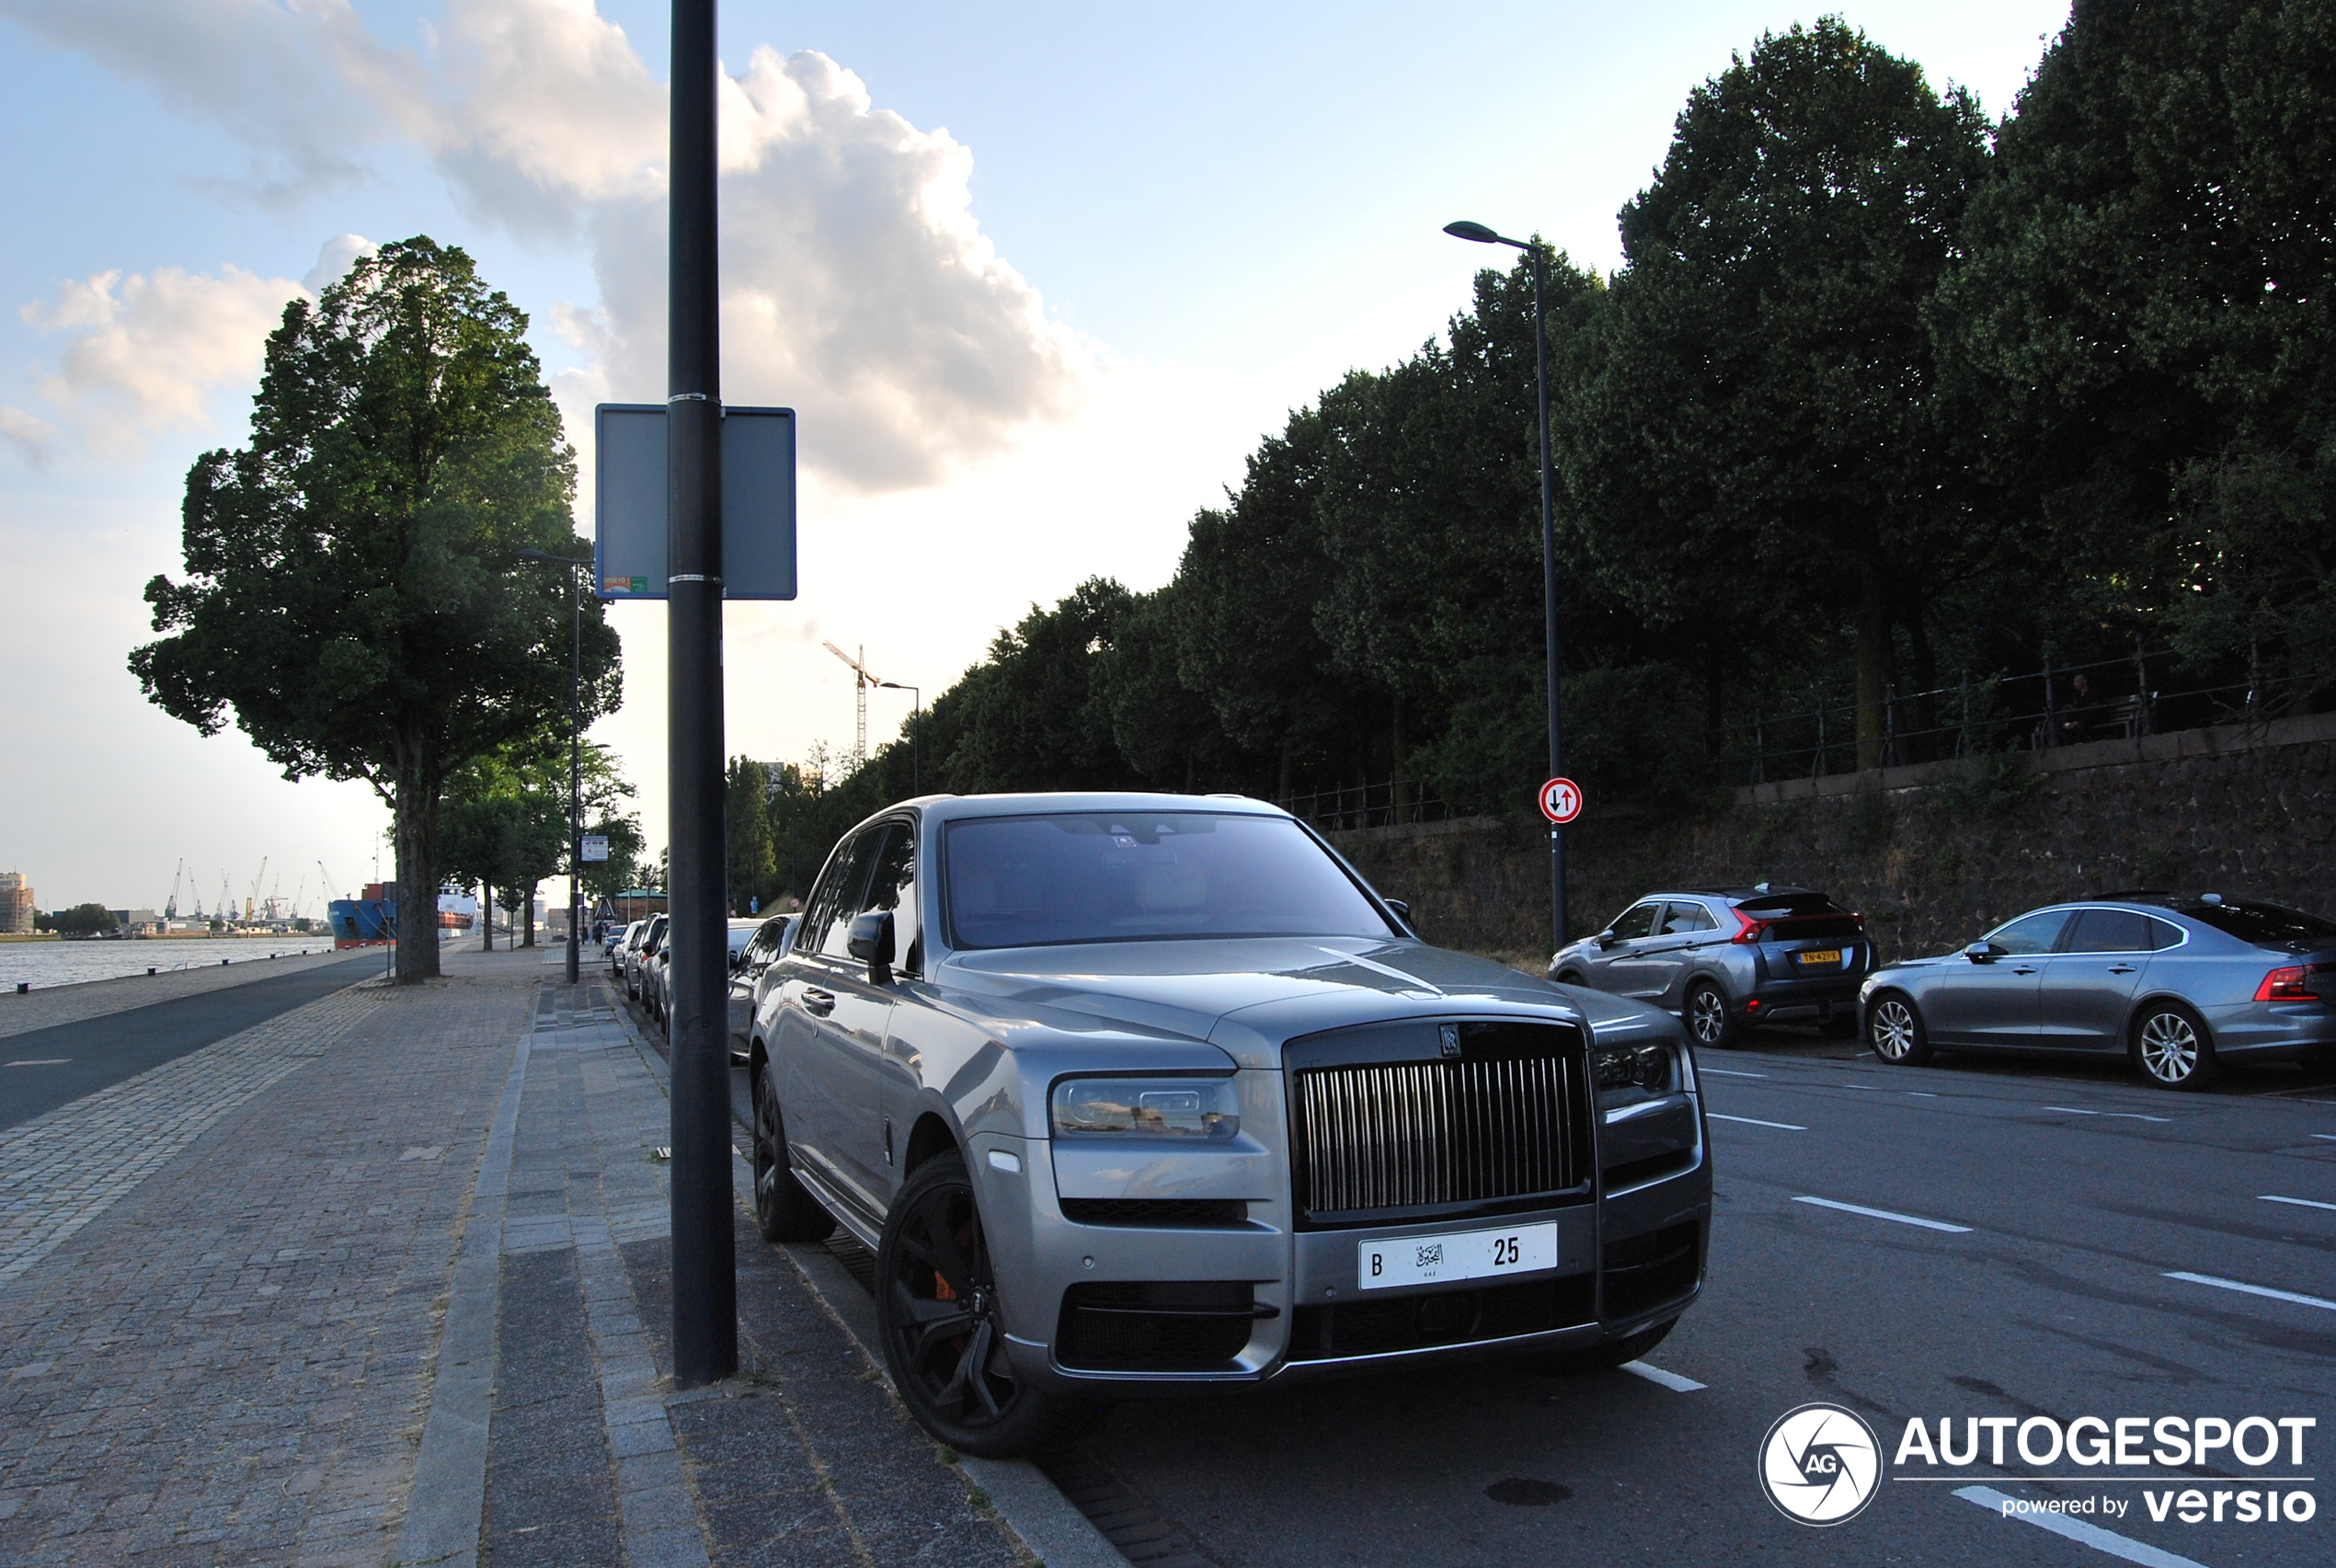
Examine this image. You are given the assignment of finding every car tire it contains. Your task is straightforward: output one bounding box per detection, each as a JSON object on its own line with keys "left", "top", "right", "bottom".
{"left": 1519, "top": 1316, "right": 1677, "bottom": 1375}
{"left": 876, "top": 1150, "right": 1103, "bottom": 1459}
{"left": 1554, "top": 970, "right": 1587, "bottom": 989}
{"left": 2133, "top": 1002, "right": 2218, "bottom": 1091}
{"left": 1685, "top": 981, "right": 1737, "bottom": 1048}
{"left": 750, "top": 1066, "right": 834, "bottom": 1244}
{"left": 1867, "top": 992, "right": 1932, "bottom": 1066}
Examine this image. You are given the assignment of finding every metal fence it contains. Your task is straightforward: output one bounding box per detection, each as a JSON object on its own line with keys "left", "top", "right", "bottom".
{"left": 1737, "top": 642, "right": 2329, "bottom": 786}
{"left": 1277, "top": 777, "right": 1455, "bottom": 832}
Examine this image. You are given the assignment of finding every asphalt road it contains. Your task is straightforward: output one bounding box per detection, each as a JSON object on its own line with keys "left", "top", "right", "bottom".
{"left": 0, "top": 954, "right": 381, "bottom": 1132}
{"left": 621, "top": 968, "right": 2335, "bottom": 1568}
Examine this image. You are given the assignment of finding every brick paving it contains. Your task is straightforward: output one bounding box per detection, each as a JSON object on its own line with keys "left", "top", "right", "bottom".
{"left": 0, "top": 945, "right": 1054, "bottom": 1568}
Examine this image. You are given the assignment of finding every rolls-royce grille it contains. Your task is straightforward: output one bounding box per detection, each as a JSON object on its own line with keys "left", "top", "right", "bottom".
{"left": 1293, "top": 1054, "right": 1579, "bottom": 1221}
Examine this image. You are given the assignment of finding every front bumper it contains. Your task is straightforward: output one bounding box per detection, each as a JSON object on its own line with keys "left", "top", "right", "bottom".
{"left": 976, "top": 1127, "right": 1710, "bottom": 1396}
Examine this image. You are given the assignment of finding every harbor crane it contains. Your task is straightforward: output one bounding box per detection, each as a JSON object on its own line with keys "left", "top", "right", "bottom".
{"left": 246, "top": 857, "right": 269, "bottom": 921}
{"left": 822, "top": 641, "right": 885, "bottom": 769}
{"left": 165, "top": 859, "right": 184, "bottom": 921}
{"left": 318, "top": 860, "right": 342, "bottom": 902}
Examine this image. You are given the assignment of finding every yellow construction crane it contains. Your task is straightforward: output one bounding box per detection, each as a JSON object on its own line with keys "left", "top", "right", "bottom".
{"left": 822, "top": 641, "right": 886, "bottom": 769}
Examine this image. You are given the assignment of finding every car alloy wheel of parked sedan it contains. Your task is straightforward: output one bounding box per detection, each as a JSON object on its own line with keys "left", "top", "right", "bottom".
{"left": 2135, "top": 1003, "right": 2216, "bottom": 1091}
{"left": 876, "top": 1151, "right": 1094, "bottom": 1458}
{"left": 1868, "top": 994, "right": 1931, "bottom": 1065}
{"left": 751, "top": 1068, "right": 834, "bottom": 1244}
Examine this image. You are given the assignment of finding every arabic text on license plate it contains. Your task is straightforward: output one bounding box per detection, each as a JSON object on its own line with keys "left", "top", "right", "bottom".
{"left": 1358, "top": 1222, "right": 1558, "bottom": 1291}
{"left": 1796, "top": 948, "right": 1842, "bottom": 966}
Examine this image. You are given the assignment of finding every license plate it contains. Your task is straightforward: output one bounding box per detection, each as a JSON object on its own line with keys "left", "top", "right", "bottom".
{"left": 1359, "top": 1222, "right": 1558, "bottom": 1291}
{"left": 1796, "top": 948, "right": 1842, "bottom": 966}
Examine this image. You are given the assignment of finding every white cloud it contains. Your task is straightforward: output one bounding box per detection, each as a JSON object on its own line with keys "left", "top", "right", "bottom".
{"left": 0, "top": 406, "right": 60, "bottom": 469}
{"left": 6, "top": 0, "right": 1084, "bottom": 493}
{"left": 0, "top": 0, "right": 427, "bottom": 203}
{"left": 302, "top": 233, "right": 376, "bottom": 293}
{"left": 17, "top": 262, "right": 304, "bottom": 456}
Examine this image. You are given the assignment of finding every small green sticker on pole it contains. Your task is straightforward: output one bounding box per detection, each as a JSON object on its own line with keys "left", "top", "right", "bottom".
{"left": 630, "top": 576, "right": 647, "bottom": 593}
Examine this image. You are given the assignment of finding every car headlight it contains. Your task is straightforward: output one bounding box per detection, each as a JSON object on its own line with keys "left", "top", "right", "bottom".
{"left": 1050, "top": 1077, "right": 1240, "bottom": 1140}
{"left": 1593, "top": 1042, "right": 1678, "bottom": 1093}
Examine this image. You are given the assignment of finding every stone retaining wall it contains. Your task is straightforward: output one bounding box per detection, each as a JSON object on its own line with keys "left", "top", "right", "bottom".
{"left": 1328, "top": 712, "right": 2336, "bottom": 968}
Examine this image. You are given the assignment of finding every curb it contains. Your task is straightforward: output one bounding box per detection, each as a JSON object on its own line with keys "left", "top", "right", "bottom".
{"left": 601, "top": 977, "right": 1126, "bottom": 1567}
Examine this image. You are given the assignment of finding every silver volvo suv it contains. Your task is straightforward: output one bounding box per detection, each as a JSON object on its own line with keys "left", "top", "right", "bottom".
{"left": 747, "top": 793, "right": 1711, "bottom": 1456}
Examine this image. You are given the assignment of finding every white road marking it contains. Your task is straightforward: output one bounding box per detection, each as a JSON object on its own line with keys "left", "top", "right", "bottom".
{"left": 2260, "top": 1194, "right": 2336, "bottom": 1212}
{"left": 1952, "top": 1486, "right": 2207, "bottom": 1568}
{"left": 2164, "top": 1270, "right": 2336, "bottom": 1312}
{"left": 1620, "top": 1360, "right": 1704, "bottom": 1392}
{"left": 2316, "top": 1133, "right": 2336, "bottom": 1142}
{"left": 1709, "top": 1113, "right": 1805, "bottom": 1130}
{"left": 1907, "top": 1091, "right": 1939, "bottom": 1096}
{"left": 2042, "top": 1106, "right": 2171, "bottom": 1123}
{"left": 5, "top": 1059, "right": 70, "bottom": 1067}
{"left": 1793, "top": 1196, "right": 1973, "bottom": 1233}
{"left": 1700, "top": 1068, "right": 1769, "bottom": 1078}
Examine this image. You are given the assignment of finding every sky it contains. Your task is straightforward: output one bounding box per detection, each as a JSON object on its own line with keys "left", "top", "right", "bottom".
{"left": 0, "top": 0, "right": 2073, "bottom": 917}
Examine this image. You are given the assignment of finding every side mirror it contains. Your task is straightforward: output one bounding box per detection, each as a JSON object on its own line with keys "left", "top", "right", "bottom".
{"left": 1595, "top": 931, "right": 1618, "bottom": 949}
{"left": 728, "top": 947, "right": 747, "bottom": 972}
{"left": 1383, "top": 898, "right": 1413, "bottom": 930}
{"left": 847, "top": 910, "right": 896, "bottom": 979}
{"left": 1964, "top": 941, "right": 1998, "bottom": 964}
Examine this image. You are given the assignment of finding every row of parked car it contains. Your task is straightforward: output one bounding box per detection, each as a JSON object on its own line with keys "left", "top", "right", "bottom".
{"left": 1550, "top": 884, "right": 2336, "bottom": 1090}
{"left": 606, "top": 910, "right": 802, "bottom": 1055}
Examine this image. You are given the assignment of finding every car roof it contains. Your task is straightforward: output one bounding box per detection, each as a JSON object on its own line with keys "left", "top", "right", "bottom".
{"left": 917, "top": 790, "right": 1288, "bottom": 825}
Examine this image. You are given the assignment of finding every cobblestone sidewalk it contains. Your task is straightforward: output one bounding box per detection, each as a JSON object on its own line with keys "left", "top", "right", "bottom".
{"left": 0, "top": 949, "right": 1060, "bottom": 1568}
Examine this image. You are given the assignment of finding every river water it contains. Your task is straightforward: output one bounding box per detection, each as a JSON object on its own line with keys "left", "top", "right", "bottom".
{"left": 0, "top": 937, "right": 342, "bottom": 991}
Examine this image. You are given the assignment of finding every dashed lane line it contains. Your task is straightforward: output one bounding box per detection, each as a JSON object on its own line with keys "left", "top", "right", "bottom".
{"left": 1952, "top": 1486, "right": 2207, "bottom": 1568}
{"left": 2163, "top": 1271, "right": 2336, "bottom": 1312}
{"left": 5, "top": 1059, "right": 69, "bottom": 1067}
{"left": 1709, "top": 1113, "right": 1805, "bottom": 1130}
{"left": 2042, "top": 1106, "right": 2173, "bottom": 1124}
{"left": 2260, "top": 1194, "right": 2336, "bottom": 1212}
{"left": 1700, "top": 1068, "right": 1769, "bottom": 1079}
{"left": 2315, "top": 1134, "right": 2336, "bottom": 1142}
{"left": 1620, "top": 1360, "right": 1705, "bottom": 1392}
{"left": 1793, "top": 1196, "right": 1973, "bottom": 1233}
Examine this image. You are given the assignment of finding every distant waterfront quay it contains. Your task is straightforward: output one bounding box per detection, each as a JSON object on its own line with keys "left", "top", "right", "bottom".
{"left": 0, "top": 935, "right": 338, "bottom": 993}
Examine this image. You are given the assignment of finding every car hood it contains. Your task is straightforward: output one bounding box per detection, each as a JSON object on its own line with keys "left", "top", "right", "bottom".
{"left": 934, "top": 936, "right": 1572, "bottom": 1057}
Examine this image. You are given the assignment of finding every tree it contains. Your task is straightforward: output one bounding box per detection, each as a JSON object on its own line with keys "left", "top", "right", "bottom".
{"left": 727, "top": 757, "right": 778, "bottom": 913}
{"left": 53, "top": 904, "right": 119, "bottom": 936}
{"left": 1939, "top": 0, "right": 2336, "bottom": 697}
{"left": 130, "top": 238, "right": 620, "bottom": 980}
{"left": 1592, "top": 19, "right": 1990, "bottom": 767}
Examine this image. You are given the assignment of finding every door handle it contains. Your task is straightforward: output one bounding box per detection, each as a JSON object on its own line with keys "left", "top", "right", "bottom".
{"left": 2011, "top": 966, "right": 2037, "bottom": 975}
{"left": 2108, "top": 965, "right": 2136, "bottom": 975}
{"left": 802, "top": 989, "right": 836, "bottom": 1016}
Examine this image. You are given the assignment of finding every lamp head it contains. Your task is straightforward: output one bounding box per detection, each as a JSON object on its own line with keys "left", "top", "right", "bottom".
{"left": 1443, "top": 221, "right": 1502, "bottom": 244}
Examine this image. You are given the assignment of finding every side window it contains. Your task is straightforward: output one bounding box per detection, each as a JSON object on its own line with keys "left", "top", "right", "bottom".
{"left": 2063, "top": 909, "right": 2154, "bottom": 954}
{"left": 1988, "top": 910, "right": 2068, "bottom": 956}
{"left": 2147, "top": 917, "right": 2184, "bottom": 951}
{"left": 798, "top": 832, "right": 870, "bottom": 959}
{"left": 862, "top": 822, "right": 919, "bottom": 972}
{"left": 1610, "top": 902, "right": 1663, "bottom": 941}
{"left": 1662, "top": 901, "right": 1717, "bottom": 935}
{"left": 815, "top": 832, "right": 887, "bottom": 959}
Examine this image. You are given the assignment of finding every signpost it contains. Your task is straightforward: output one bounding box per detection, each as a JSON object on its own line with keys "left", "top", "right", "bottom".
{"left": 580, "top": 834, "right": 610, "bottom": 864}
{"left": 1538, "top": 776, "right": 1583, "bottom": 825}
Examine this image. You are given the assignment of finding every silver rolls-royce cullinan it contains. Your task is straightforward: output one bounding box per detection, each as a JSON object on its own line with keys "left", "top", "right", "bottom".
{"left": 745, "top": 793, "right": 1711, "bottom": 1456}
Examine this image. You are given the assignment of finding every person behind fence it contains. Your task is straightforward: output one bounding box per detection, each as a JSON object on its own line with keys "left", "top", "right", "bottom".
{"left": 2061, "top": 671, "right": 2102, "bottom": 741}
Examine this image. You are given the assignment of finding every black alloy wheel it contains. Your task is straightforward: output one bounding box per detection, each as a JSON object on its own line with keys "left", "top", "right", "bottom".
{"left": 2133, "top": 1002, "right": 2218, "bottom": 1091}
{"left": 750, "top": 1066, "right": 833, "bottom": 1243}
{"left": 1686, "top": 982, "right": 1737, "bottom": 1048}
{"left": 1868, "top": 993, "right": 1932, "bottom": 1066}
{"left": 876, "top": 1151, "right": 1096, "bottom": 1458}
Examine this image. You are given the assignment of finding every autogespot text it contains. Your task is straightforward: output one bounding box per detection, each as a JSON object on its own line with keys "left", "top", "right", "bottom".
{"left": 1895, "top": 1413, "right": 2319, "bottom": 1525}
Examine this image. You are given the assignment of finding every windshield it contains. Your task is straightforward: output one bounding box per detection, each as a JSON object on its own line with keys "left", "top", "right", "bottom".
{"left": 2181, "top": 899, "right": 2336, "bottom": 950}
{"left": 944, "top": 811, "right": 1399, "bottom": 949}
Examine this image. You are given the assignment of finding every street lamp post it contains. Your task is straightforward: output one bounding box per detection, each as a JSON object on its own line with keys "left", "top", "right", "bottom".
{"left": 878, "top": 681, "right": 922, "bottom": 795}
{"left": 517, "top": 549, "right": 590, "bottom": 986}
{"left": 1444, "top": 220, "right": 1566, "bottom": 948}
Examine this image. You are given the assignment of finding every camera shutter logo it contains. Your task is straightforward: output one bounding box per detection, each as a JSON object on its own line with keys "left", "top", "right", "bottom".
{"left": 1758, "top": 1403, "right": 1882, "bottom": 1526}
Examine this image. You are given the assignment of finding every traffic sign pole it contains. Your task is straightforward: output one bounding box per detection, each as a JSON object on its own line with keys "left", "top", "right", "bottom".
{"left": 1530, "top": 245, "right": 1567, "bottom": 953}
{"left": 667, "top": 0, "right": 736, "bottom": 1390}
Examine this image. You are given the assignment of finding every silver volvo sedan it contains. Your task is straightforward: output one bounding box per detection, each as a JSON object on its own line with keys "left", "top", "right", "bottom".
{"left": 1861, "top": 895, "right": 2336, "bottom": 1089}
{"left": 746, "top": 793, "right": 1711, "bottom": 1456}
